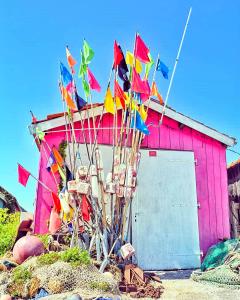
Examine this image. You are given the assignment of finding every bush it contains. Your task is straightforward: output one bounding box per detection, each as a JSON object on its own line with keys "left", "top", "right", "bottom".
{"left": 37, "top": 252, "right": 60, "bottom": 266}
{"left": 0, "top": 208, "right": 20, "bottom": 256}
{"left": 36, "top": 234, "right": 49, "bottom": 249}
{"left": 90, "top": 281, "right": 111, "bottom": 292}
{"left": 60, "top": 247, "right": 91, "bottom": 266}
{"left": 12, "top": 266, "right": 32, "bottom": 283}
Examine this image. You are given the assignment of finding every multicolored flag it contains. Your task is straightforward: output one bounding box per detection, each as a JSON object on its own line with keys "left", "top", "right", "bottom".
{"left": 114, "top": 41, "right": 130, "bottom": 92}
{"left": 66, "top": 47, "right": 77, "bottom": 71}
{"left": 83, "top": 40, "right": 94, "bottom": 64}
{"left": 151, "top": 81, "right": 164, "bottom": 105}
{"left": 104, "top": 86, "right": 115, "bottom": 114}
{"left": 139, "top": 104, "right": 147, "bottom": 121}
{"left": 156, "top": 59, "right": 169, "bottom": 79}
{"left": 131, "top": 110, "right": 150, "bottom": 135}
{"left": 18, "top": 164, "right": 31, "bottom": 187}
{"left": 46, "top": 152, "right": 58, "bottom": 173}
{"left": 134, "top": 34, "right": 150, "bottom": 63}
{"left": 126, "top": 51, "right": 142, "bottom": 74}
{"left": 87, "top": 68, "right": 101, "bottom": 92}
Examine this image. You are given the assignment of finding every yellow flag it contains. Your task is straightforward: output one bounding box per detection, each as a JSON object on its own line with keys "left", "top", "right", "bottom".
{"left": 139, "top": 104, "right": 147, "bottom": 121}
{"left": 104, "top": 87, "right": 115, "bottom": 114}
{"left": 126, "top": 51, "right": 142, "bottom": 74}
{"left": 130, "top": 99, "right": 138, "bottom": 111}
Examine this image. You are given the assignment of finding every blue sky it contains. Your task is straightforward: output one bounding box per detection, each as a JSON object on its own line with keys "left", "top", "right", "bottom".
{"left": 0, "top": 0, "right": 239, "bottom": 211}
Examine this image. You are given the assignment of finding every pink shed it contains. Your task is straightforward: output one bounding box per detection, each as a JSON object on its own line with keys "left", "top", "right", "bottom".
{"left": 31, "top": 101, "right": 236, "bottom": 260}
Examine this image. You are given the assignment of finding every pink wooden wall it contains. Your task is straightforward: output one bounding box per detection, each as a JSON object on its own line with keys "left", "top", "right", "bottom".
{"left": 34, "top": 108, "right": 230, "bottom": 255}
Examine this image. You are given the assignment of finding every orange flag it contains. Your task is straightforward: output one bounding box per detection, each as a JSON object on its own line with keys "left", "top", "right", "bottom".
{"left": 52, "top": 146, "right": 64, "bottom": 166}
{"left": 151, "top": 82, "right": 164, "bottom": 105}
{"left": 114, "top": 80, "right": 126, "bottom": 109}
{"left": 61, "top": 85, "right": 77, "bottom": 110}
{"left": 66, "top": 47, "right": 77, "bottom": 69}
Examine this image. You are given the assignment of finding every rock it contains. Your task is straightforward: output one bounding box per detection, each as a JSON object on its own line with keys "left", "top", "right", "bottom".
{"left": 66, "top": 294, "right": 82, "bottom": 300}
{"left": 12, "top": 236, "right": 45, "bottom": 264}
{"left": 0, "top": 295, "right": 12, "bottom": 300}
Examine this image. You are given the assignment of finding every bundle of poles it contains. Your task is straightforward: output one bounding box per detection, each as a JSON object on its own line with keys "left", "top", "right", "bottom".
{"left": 30, "top": 8, "right": 192, "bottom": 272}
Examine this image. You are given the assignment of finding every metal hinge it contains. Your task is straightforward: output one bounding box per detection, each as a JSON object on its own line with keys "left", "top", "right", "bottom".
{"left": 194, "top": 159, "right": 198, "bottom": 165}
{"left": 197, "top": 202, "right": 200, "bottom": 208}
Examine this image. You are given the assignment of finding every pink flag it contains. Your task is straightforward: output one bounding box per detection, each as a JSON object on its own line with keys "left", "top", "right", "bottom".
{"left": 87, "top": 68, "right": 101, "bottom": 92}
{"left": 132, "top": 68, "right": 150, "bottom": 97}
{"left": 18, "top": 164, "right": 31, "bottom": 187}
{"left": 134, "top": 34, "right": 150, "bottom": 63}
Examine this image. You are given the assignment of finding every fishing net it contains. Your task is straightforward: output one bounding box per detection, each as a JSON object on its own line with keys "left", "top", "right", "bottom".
{"left": 201, "top": 239, "right": 240, "bottom": 271}
{"left": 191, "top": 251, "right": 240, "bottom": 288}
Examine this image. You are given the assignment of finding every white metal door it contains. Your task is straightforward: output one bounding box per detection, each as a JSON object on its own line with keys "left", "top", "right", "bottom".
{"left": 132, "top": 150, "right": 201, "bottom": 270}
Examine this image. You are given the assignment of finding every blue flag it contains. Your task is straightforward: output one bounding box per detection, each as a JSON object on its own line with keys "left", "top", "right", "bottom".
{"left": 156, "top": 59, "right": 169, "bottom": 79}
{"left": 131, "top": 111, "right": 150, "bottom": 135}
{"left": 60, "top": 62, "right": 73, "bottom": 86}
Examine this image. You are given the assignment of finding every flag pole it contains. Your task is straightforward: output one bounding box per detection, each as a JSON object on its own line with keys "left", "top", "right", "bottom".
{"left": 29, "top": 173, "right": 52, "bottom": 193}
{"left": 159, "top": 7, "right": 192, "bottom": 126}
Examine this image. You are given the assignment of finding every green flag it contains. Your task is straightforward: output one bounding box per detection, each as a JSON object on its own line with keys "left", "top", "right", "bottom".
{"left": 145, "top": 53, "right": 154, "bottom": 79}
{"left": 78, "top": 51, "right": 87, "bottom": 78}
{"left": 82, "top": 77, "right": 90, "bottom": 97}
{"left": 83, "top": 39, "right": 94, "bottom": 64}
{"left": 35, "top": 127, "right": 45, "bottom": 141}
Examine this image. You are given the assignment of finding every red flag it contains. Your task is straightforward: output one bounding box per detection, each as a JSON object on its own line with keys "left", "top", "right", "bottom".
{"left": 87, "top": 68, "right": 101, "bottom": 92}
{"left": 114, "top": 80, "right": 126, "bottom": 109}
{"left": 134, "top": 34, "right": 150, "bottom": 63}
{"left": 81, "top": 195, "right": 92, "bottom": 222}
{"left": 18, "top": 164, "right": 31, "bottom": 187}
{"left": 51, "top": 192, "right": 61, "bottom": 213}
{"left": 114, "top": 40, "right": 123, "bottom": 68}
{"left": 132, "top": 68, "right": 150, "bottom": 96}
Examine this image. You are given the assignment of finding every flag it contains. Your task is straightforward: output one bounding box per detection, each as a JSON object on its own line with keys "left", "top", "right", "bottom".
{"left": 145, "top": 53, "right": 154, "bottom": 79}
{"left": 83, "top": 40, "right": 94, "bottom": 64}
{"left": 114, "top": 40, "right": 123, "bottom": 68}
{"left": 114, "top": 41, "right": 130, "bottom": 91}
{"left": 51, "top": 192, "right": 61, "bottom": 213}
{"left": 134, "top": 34, "right": 150, "bottom": 63}
{"left": 46, "top": 152, "right": 58, "bottom": 173}
{"left": 52, "top": 146, "right": 64, "bottom": 166}
{"left": 126, "top": 51, "right": 142, "bottom": 74}
{"left": 58, "top": 165, "right": 66, "bottom": 181}
{"left": 66, "top": 165, "right": 74, "bottom": 182}
{"left": 61, "top": 85, "right": 77, "bottom": 110}
{"left": 75, "top": 91, "right": 87, "bottom": 110}
{"left": 82, "top": 78, "right": 90, "bottom": 97}
{"left": 104, "top": 86, "right": 115, "bottom": 114}
{"left": 139, "top": 104, "right": 147, "bottom": 121}
{"left": 66, "top": 47, "right": 77, "bottom": 70}
{"left": 87, "top": 68, "right": 101, "bottom": 92}
{"left": 115, "top": 80, "right": 126, "bottom": 109}
{"left": 81, "top": 194, "right": 92, "bottom": 222}
{"left": 132, "top": 68, "right": 150, "bottom": 96}
{"left": 156, "top": 59, "right": 169, "bottom": 79}
{"left": 60, "top": 62, "right": 73, "bottom": 88}
{"left": 78, "top": 51, "right": 87, "bottom": 78}
{"left": 131, "top": 111, "right": 150, "bottom": 135}
{"left": 18, "top": 164, "right": 31, "bottom": 187}
{"left": 151, "top": 81, "right": 164, "bottom": 105}
{"left": 35, "top": 127, "right": 45, "bottom": 141}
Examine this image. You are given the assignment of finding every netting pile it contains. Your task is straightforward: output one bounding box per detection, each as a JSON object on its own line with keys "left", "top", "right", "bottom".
{"left": 192, "top": 244, "right": 240, "bottom": 288}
